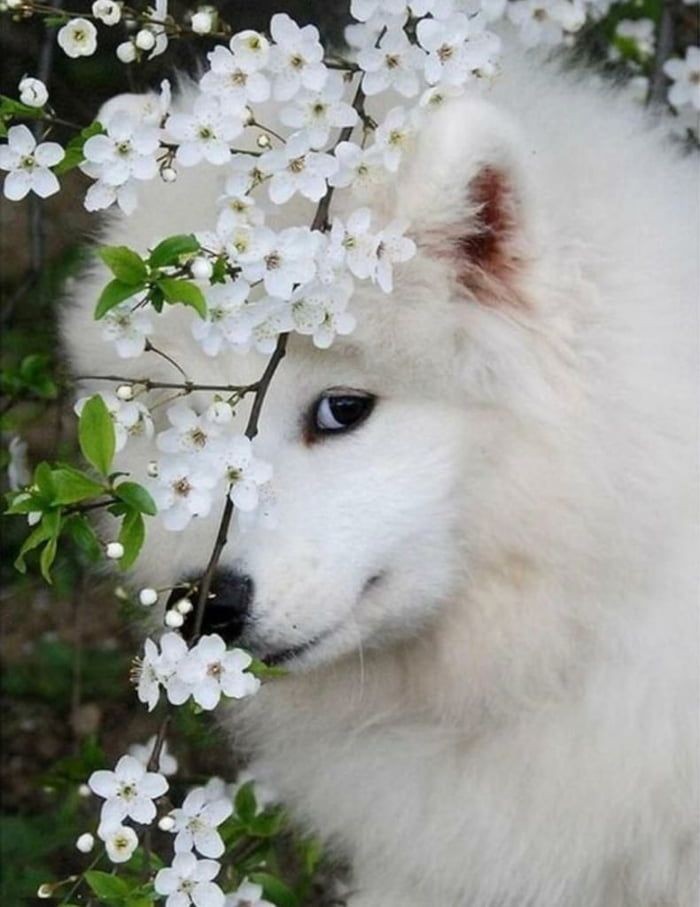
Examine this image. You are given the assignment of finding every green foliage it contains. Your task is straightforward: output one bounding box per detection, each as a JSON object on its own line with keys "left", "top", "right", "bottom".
{"left": 0, "top": 352, "right": 58, "bottom": 402}
{"left": 0, "top": 94, "right": 43, "bottom": 136}
{"left": 55, "top": 122, "right": 106, "bottom": 174}
{"left": 156, "top": 276, "right": 207, "bottom": 317}
{"left": 78, "top": 394, "right": 116, "bottom": 476}
{"left": 148, "top": 234, "right": 201, "bottom": 269}
{"left": 100, "top": 246, "right": 150, "bottom": 286}
{"left": 94, "top": 278, "right": 145, "bottom": 319}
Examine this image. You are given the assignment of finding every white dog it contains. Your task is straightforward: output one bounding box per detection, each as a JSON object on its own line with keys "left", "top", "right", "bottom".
{"left": 64, "top": 46, "right": 699, "bottom": 907}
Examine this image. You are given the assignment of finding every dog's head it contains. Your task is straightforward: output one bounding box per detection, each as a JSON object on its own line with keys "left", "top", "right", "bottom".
{"left": 94, "top": 95, "right": 570, "bottom": 671}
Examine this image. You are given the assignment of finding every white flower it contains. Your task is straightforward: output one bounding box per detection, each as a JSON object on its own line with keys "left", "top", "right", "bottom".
{"left": 98, "top": 824, "right": 139, "bottom": 863}
{"left": 373, "top": 106, "right": 416, "bottom": 172}
{"left": 170, "top": 786, "right": 233, "bottom": 857}
{"left": 200, "top": 45, "right": 271, "bottom": 107}
{"left": 137, "top": 632, "right": 191, "bottom": 710}
{"left": 328, "top": 141, "right": 387, "bottom": 194}
{"left": 507, "top": 0, "right": 586, "bottom": 47}
{"left": 209, "top": 434, "right": 273, "bottom": 511}
{"left": 105, "top": 541, "right": 124, "bottom": 559}
{"left": 375, "top": 219, "right": 416, "bottom": 292}
{"left": 350, "top": 0, "right": 408, "bottom": 22}
{"left": 18, "top": 77, "right": 48, "bottom": 108}
{"left": 357, "top": 28, "right": 425, "bottom": 98}
{"left": 262, "top": 132, "right": 338, "bottom": 204}
{"left": 145, "top": 0, "right": 169, "bottom": 58}
{"left": 92, "top": 0, "right": 122, "bottom": 25}
{"left": 230, "top": 29, "right": 270, "bottom": 69}
{"left": 663, "top": 47, "right": 700, "bottom": 112}
{"left": 419, "top": 83, "right": 464, "bottom": 110}
{"left": 58, "top": 18, "right": 98, "bottom": 58}
{"left": 7, "top": 436, "right": 30, "bottom": 490}
{"left": 155, "top": 853, "right": 224, "bottom": 907}
{"left": 89, "top": 754, "right": 168, "bottom": 828}
{"left": 280, "top": 72, "right": 358, "bottom": 148}
{"left": 178, "top": 634, "right": 260, "bottom": 710}
{"left": 288, "top": 278, "right": 356, "bottom": 348}
{"left": 615, "top": 18, "right": 655, "bottom": 58}
{"left": 167, "top": 96, "right": 244, "bottom": 167}
{"left": 225, "top": 879, "right": 273, "bottom": 907}
{"left": 149, "top": 456, "right": 220, "bottom": 531}
{"left": 101, "top": 303, "right": 153, "bottom": 358}
{"left": 0, "top": 125, "right": 63, "bottom": 201}
{"left": 249, "top": 299, "right": 294, "bottom": 354}
{"left": 216, "top": 193, "right": 264, "bottom": 229}
{"left": 327, "top": 208, "right": 379, "bottom": 280}
{"left": 268, "top": 13, "right": 328, "bottom": 101}
{"left": 410, "top": 0, "right": 455, "bottom": 15}
{"left": 416, "top": 14, "right": 501, "bottom": 86}
{"left": 239, "top": 226, "right": 319, "bottom": 299}
{"left": 74, "top": 392, "right": 153, "bottom": 451}
{"left": 224, "top": 153, "right": 270, "bottom": 196}
{"left": 192, "top": 280, "right": 257, "bottom": 356}
{"left": 84, "top": 178, "right": 142, "bottom": 214}
{"left": 157, "top": 402, "right": 222, "bottom": 455}
{"left": 128, "top": 735, "right": 178, "bottom": 776}
{"left": 206, "top": 401, "right": 233, "bottom": 424}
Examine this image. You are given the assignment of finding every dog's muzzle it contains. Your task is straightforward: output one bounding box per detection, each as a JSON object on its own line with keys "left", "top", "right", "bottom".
{"left": 170, "top": 568, "right": 254, "bottom": 645}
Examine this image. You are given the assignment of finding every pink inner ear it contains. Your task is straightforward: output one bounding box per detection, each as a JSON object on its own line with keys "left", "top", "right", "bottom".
{"left": 457, "top": 166, "right": 515, "bottom": 277}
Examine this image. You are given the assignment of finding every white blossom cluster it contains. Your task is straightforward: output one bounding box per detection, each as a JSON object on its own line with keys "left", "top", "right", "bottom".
{"left": 136, "top": 631, "right": 260, "bottom": 711}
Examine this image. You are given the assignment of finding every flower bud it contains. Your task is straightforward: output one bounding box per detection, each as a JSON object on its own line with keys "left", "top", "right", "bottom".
{"left": 116, "top": 40, "right": 136, "bottom": 63}
{"left": 19, "top": 76, "right": 48, "bottom": 108}
{"left": 76, "top": 832, "right": 95, "bottom": 853}
{"left": 135, "top": 28, "right": 156, "bottom": 50}
{"left": 78, "top": 783, "right": 92, "bottom": 797}
{"left": 256, "top": 133, "right": 271, "bottom": 148}
{"left": 158, "top": 814, "right": 176, "bottom": 831}
{"left": 161, "top": 167, "right": 177, "bottom": 183}
{"left": 139, "top": 587, "right": 158, "bottom": 606}
{"left": 164, "top": 610, "right": 184, "bottom": 629}
{"left": 147, "top": 460, "right": 159, "bottom": 477}
{"left": 106, "top": 542, "right": 125, "bottom": 560}
{"left": 116, "top": 383, "right": 134, "bottom": 401}
{"left": 206, "top": 400, "right": 233, "bottom": 424}
{"left": 174, "top": 597, "right": 193, "bottom": 615}
{"left": 191, "top": 10, "right": 213, "bottom": 34}
{"left": 190, "top": 257, "right": 213, "bottom": 280}
{"left": 37, "top": 884, "right": 53, "bottom": 899}
{"left": 114, "top": 584, "right": 129, "bottom": 599}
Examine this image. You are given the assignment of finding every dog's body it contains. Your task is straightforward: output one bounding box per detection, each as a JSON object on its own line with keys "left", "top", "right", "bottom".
{"left": 64, "top": 46, "right": 699, "bottom": 907}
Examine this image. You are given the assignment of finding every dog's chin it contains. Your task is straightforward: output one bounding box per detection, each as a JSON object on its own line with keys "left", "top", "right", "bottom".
{"left": 253, "top": 622, "right": 349, "bottom": 672}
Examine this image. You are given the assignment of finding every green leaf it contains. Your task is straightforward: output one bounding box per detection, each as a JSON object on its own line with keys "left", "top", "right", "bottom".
{"left": 94, "top": 279, "right": 143, "bottom": 320}
{"left": 235, "top": 781, "right": 258, "bottom": 823}
{"left": 85, "top": 870, "right": 131, "bottom": 901}
{"left": 247, "top": 658, "right": 287, "bottom": 679}
{"left": 54, "top": 122, "right": 104, "bottom": 175}
{"left": 34, "top": 462, "right": 56, "bottom": 503}
{"left": 114, "top": 482, "right": 156, "bottom": 515}
{"left": 249, "top": 873, "right": 301, "bottom": 907}
{"left": 78, "top": 395, "right": 116, "bottom": 476}
{"left": 118, "top": 510, "right": 145, "bottom": 569}
{"left": 64, "top": 515, "right": 102, "bottom": 561}
{"left": 156, "top": 278, "right": 207, "bottom": 318}
{"left": 148, "top": 234, "right": 200, "bottom": 269}
{"left": 5, "top": 491, "right": 44, "bottom": 515}
{"left": 14, "top": 521, "right": 53, "bottom": 574}
{"left": 39, "top": 533, "right": 59, "bottom": 584}
{"left": 51, "top": 466, "right": 105, "bottom": 505}
{"left": 100, "top": 246, "right": 148, "bottom": 285}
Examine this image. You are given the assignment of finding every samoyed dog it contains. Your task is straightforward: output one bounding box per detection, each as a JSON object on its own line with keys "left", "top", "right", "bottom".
{"left": 64, "top": 44, "right": 699, "bottom": 907}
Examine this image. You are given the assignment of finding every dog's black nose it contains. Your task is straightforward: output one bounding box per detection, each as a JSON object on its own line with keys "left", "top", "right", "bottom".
{"left": 172, "top": 569, "right": 254, "bottom": 645}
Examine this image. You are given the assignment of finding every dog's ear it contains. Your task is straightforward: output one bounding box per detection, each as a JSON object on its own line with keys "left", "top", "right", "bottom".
{"left": 399, "top": 98, "right": 535, "bottom": 306}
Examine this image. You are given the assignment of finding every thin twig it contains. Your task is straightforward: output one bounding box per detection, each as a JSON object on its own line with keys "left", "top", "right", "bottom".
{"left": 74, "top": 375, "right": 260, "bottom": 395}
{"left": 649, "top": 0, "right": 676, "bottom": 105}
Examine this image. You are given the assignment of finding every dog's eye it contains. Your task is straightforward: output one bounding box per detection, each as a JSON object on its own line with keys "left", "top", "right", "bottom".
{"left": 313, "top": 392, "right": 375, "bottom": 435}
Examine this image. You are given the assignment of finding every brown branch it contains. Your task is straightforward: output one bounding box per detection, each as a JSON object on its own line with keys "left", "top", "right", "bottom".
{"left": 649, "top": 0, "right": 677, "bottom": 105}
{"left": 74, "top": 375, "right": 260, "bottom": 395}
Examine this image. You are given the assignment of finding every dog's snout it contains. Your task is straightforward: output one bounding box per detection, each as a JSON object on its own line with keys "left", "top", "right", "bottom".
{"left": 174, "top": 569, "right": 254, "bottom": 645}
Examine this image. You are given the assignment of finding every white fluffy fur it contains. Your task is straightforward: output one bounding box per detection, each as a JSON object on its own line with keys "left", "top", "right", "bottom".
{"left": 64, "top": 47, "right": 699, "bottom": 906}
